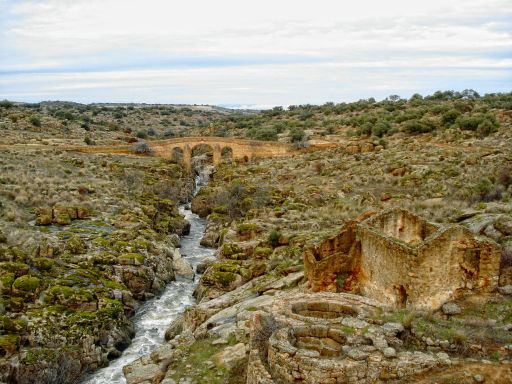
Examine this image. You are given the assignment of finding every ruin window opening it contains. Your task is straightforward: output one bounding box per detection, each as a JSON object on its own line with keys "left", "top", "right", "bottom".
{"left": 395, "top": 285, "right": 408, "bottom": 308}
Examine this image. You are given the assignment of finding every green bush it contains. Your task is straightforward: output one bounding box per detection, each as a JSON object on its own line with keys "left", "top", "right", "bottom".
{"left": 402, "top": 118, "right": 436, "bottom": 134}
{"left": 248, "top": 126, "right": 278, "bottom": 141}
{"left": 456, "top": 113, "right": 499, "bottom": 136}
{"left": 0, "top": 100, "right": 13, "bottom": 109}
{"left": 84, "top": 136, "right": 94, "bottom": 145}
{"left": 441, "top": 109, "right": 461, "bottom": 126}
{"left": 371, "top": 120, "right": 391, "bottom": 137}
{"left": 136, "top": 130, "right": 148, "bottom": 139}
{"left": 131, "top": 141, "right": 154, "bottom": 155}
{"left": 29, "top": 116, "right": 41, "bottom": 127}
{"left": 289, "top": 127, "right": 305, "bottom": 142}
{"left": 268, "top": 229, "right": 281, "bottom": 247}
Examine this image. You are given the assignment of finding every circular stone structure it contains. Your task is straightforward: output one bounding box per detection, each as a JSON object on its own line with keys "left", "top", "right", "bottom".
{"left": 247, "top": 292, "right": 451, "bottom": 384}
{"left": 272, "top": 292, "right": 382, "bottom": 325}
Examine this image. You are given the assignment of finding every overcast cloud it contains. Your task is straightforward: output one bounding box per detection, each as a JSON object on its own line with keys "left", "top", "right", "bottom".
{"left": 0, "top": 0, "right": 511, "bottom": 106}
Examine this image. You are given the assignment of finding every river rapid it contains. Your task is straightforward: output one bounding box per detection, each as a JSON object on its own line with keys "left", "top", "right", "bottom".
{"left": 81, "top": 170, "right": 214, "bottom": 384}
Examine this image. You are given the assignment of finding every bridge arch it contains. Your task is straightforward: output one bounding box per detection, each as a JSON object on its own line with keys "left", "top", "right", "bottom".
{"left": 221, "top": 146, "right": 233, "bottom": 163}
{"left": 171, "top": 147, "right": 183, "bottom": 163}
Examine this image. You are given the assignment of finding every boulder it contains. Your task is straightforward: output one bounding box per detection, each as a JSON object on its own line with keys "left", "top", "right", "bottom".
{"left": 381, "top": 322, "right": 405, "bottom": 336}
{"left": 441, "top": 302, "right": 461, "bottom": 315}
{"left": 360, "top": 142, "right": 374, "bottom": 153}
{"left": 383, "top": 347, "right": 397, "bottom": 358}
{"left": 498, "top": 285, "right": 512, "bottom": 295}
{"left": 53, "top": 206, "right": 71, "bottom": 225}
{"left": 213, "top": 343, "right": 247, "bottom": 370}
{"left": 172, "top": 249, "right": 194, "bottom": 280}
{"left": 123, "top": 356, "right": 164, "bottom": 384}
{"left": 345, "top": 145, "right": 360, "bottom": 154}
{"left": 196, "top": 257, "right": 216, "bottom": 274}
{"left": 35, "top": 208, "right": 53, "bottom": 225}
{"left": 495, "top": 217, "right": 512, "bottom": 236}
{"left": 200, "top": 225, "right": 220, "bottom": 247}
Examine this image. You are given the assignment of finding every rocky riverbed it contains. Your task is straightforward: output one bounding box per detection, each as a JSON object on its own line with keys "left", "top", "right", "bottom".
{"left": 82, "top": 171, "right": 216, "bottom": 383}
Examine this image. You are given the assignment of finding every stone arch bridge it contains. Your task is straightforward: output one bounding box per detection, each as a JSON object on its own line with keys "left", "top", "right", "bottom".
{"left": 75, "top": 137, "right": 298, "bottom": 172}
{"left": 148, "top": 137, "right": 295, "bottom": 171}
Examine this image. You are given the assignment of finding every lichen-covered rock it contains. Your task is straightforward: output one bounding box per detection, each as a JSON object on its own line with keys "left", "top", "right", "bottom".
{"left": 35, "top": 208, "right": 53, "bottom": 225}
{"left": 442, "top": 302, "right": 462, "bottom": 315}
{"left": 53, "top": 205, "right": 72, "bottom": 225}
{"left": 65, "top": 235, "right": 87, "bottom": 254}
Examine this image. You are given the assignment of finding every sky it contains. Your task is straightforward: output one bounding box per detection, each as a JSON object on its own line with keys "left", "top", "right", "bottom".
{"left": 0, "top": 0, "right": 511, "bottom": 107}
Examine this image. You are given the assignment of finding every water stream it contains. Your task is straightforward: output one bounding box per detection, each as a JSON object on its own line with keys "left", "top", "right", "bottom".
{"left": 81, "top": 169, "right": 214, "bottom": 384}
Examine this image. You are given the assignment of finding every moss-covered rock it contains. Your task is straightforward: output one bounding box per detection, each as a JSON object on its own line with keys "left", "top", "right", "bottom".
{"left": 253, "top": 246, "right": 273, "bottom": 259}
{"left": 0, "top": 334, "right": 20, "bottom": 356}
{"left": 32, "top": 257, "right": 55, "bottom": 271}
{"left": 65, "top": 235, "right": 86, "bottom": 254}
{"left": 12, "top": 275, "right": 41, "bottom": 294}
{"left": 0, "top": 261, "right": 30, "bottom": 277}
{"left": 0, "top": 272, "right": 15, "bottom": 294}
{"left": 118, "top": 252, "right": 145, "bottom": 265}
{"left": 53, "top": 205, "right": 72, "bottom": 225}
{"left": 46, "top": 285, "right": 95, "bottom": 310}
{"left": 35, "top": 207, "right": 53, "bottom": 225}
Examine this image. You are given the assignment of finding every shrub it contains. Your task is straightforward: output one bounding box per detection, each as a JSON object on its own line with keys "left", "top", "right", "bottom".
{"left": 402, "top": 118, "right": 436, "bottom": 134}
{"left": 163, "top": 128, "right": 174, "bottom": 138}
{"left": 29, "top": 116, "right": 41, "bottom": 127}
{"left": 248, "top": 126, "right": 278, "bottom": 141}
{"left": 147, "top": 127, "right": 156, "bottom": 136}
{"left": 84, "top": 136, "right": 94, "bottom": 145}
{"left": 0, "top": 100, "right": 13, "bottom": 108}
{"left": 289, "top": 127, "right": 305, "bottom": 142}
{"left": 472, "top": 178, "right": 503, "bottom": 202}
{"left": 371, "top": 120, "right": 391, "bottom": 137}
{"left": 268, "top": 229, "right": 281, "bottom": 247}
{"left": 136, "top": 130, "right": 147, "bottom": 139}
{"left": 496, "top": 165, "right": 512, "bottom": 188}
{"left": 441, "top": 109, "right": 461, "bottom": 126}
{"left": 131, "top": 141, "right": 154, "bottom": 155}
{"left": 456, "top": 113, "right": 498, "bottom": 135}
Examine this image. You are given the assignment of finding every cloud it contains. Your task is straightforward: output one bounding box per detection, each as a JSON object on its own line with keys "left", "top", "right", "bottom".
{"left": 0, "top": 0, "right": 510, "bottom": 104}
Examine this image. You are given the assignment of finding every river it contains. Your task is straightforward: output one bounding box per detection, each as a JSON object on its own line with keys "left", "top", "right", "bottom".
{"left": 81, "top": 170, "right": 214, "bottom": 384}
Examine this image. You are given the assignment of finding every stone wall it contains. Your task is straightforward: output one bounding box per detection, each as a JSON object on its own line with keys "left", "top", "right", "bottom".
{"left": 304, "top": 208, "right": 502, "bottom": 311}
{"left": 304, "top": 222, "right": 359, "bottom": 292}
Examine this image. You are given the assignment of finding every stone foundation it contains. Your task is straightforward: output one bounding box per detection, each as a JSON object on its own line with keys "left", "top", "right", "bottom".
{"left": 247, "top": 292, "right": 451, "bottom": 384}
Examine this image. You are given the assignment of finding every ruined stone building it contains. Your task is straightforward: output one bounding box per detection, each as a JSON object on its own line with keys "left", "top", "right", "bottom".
{"left": 304, "top": 208, "right": 501, "bottom": 310}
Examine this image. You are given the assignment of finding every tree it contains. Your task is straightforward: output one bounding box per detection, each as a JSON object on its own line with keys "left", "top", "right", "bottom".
{"left": 461, "top": 89, "right": 480, "bottom": 100}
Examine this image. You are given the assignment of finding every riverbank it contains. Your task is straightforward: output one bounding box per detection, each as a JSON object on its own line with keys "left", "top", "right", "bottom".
{"left": 0, "top": 148, "right": 196, "bottom": 383}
